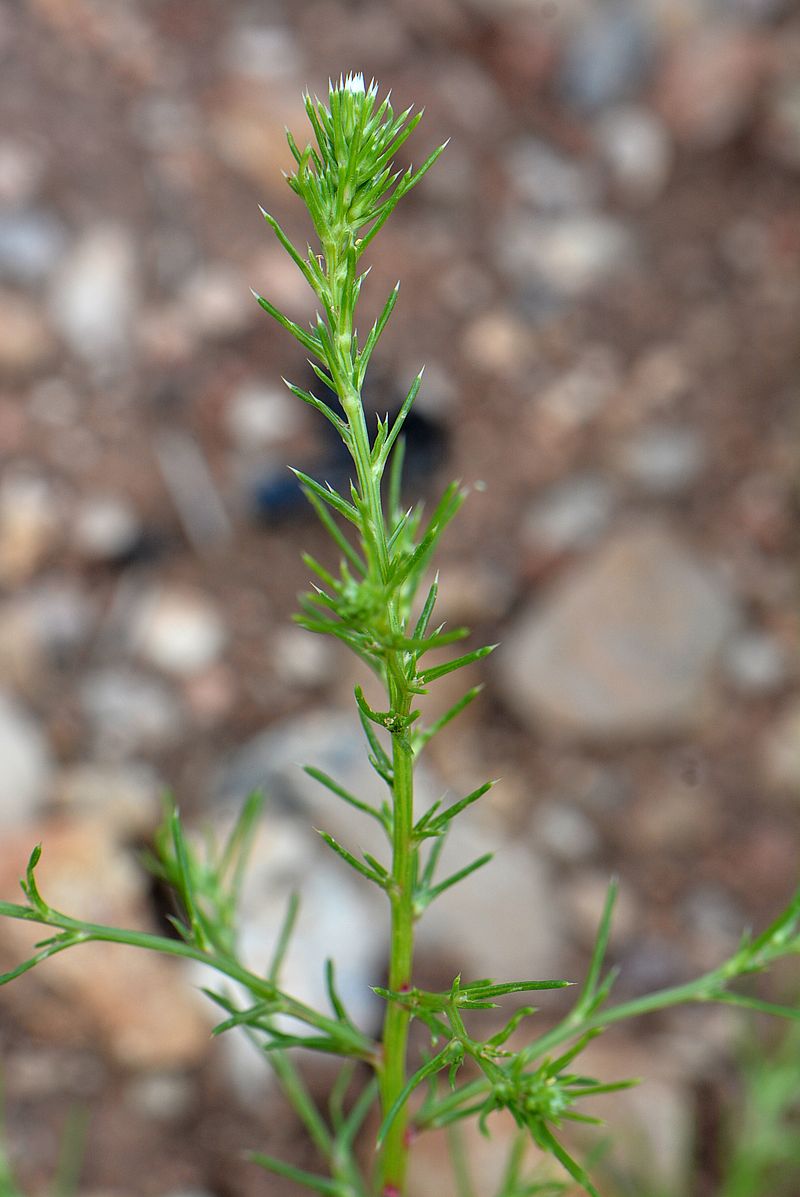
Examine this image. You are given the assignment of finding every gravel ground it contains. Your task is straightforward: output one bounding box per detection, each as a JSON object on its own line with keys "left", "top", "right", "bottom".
{"left": 1, "top": 1, "right": 799, "bottom": 1194}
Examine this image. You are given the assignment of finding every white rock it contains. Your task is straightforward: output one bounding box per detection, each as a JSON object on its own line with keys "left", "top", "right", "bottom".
{"left": 80, "top": 668, "right": 184, "bottom": 757}
{"left": 49, "top": 225, "right": 139, "bottom": 367}
{"left": 533, "top": 801, "right": 600, "bottom": 863}
{"left": 72, "top": 495, "right": 142, "bottom": 562}
{"left": 615, "top": 424, "right": 705, "bottom": 494}
{"left": 723, "top": 631, "right": 789, "bottom": 695}
{"left": 499, "top": 214, "right": 637, "bottom": 298}
{"left": 506, "top": 136, "right": 601, "bottom": 213}
{"left": 523, "top": 474, "right": 616, "bottom": 554}
{"left": 0, "top": 689, "right": 53, "bottom": 827}
{"left": 132, "top": 588, "right": 227, "bottom": 677}
{"left": 594, "top": 105, "right": 673, "bottom": 204}
{"left": 226, "top": 381, "right": 302, "bottom": 450}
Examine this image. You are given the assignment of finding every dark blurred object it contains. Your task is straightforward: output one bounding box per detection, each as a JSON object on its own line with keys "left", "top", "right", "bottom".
{"left": 251, "top": 371, "right": 448, "bottom": 523}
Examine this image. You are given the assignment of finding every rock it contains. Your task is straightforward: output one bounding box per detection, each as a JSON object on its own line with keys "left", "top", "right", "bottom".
{"left": 0, "top": 290, "right": 55, "bottom": 374}
{"left": 761, "top": 76, "right": 800, "bottom": 171}
{"left": 533, "top": 347, "right": 621, "bottom": 432}
{"left": 80, "top": 668, "right": 184, "bottom": 757}
{"left": 722, "top": 631, "right": 790, "bottom": 695}
{"left": 0, "top": 139, "right": 45, "bottom": 205}
{"left": 272, "top": 627, "right": 337, "bottom": 689}
{"left": 53, "top": 762, "right": 163, "bottom": 837}
{"left": 0, "top": 690, "right": 53, "bottom": 828}
{"left": 223, "top": 23, "right": 302, "bottom": 83}
{"left": 415, "top": 817, "right": 561, "bottom": 981}
{"left": 49, "top": 225, "right": 139, "bottom": 368}
{"left": 0, "top": 209, "right": 66, "bottom": 284}
{"left": 124, "top": 1071, "right": 195, "bottom": 1122}
{"left": 497, "top": 526, "right": 738, "bottom": 740}
{"left": 0, "top": 470, "right": 60, "bottom": 585}
{"left": 762, "top": 700, "right": 800, "bottom": 793}
{"left": 25, "top": 578, "right": 95, "bottom": 663}
{"left": 225, "top": 381, "right": 302, "bottom": 450}
{"left": 593, "top": 105, "right": 673, "bottom": 205}
{"left": 498, "top": 214, "right": 637, "bottom": 299}
{"left": 505, "top": 136, "right": 601, "bottom": 213}
{"left": 614, "top": 425, "right": 706, "bottom": 495}
{"left": 629, "top": 782, "right": 717, "bottom": 852}
{"left": 71, "top": 495, "right": 142, "bottom": 563}
{"left": 522, "top": 475, "right": 616, "bottom": 555}
{"left": 0, "top": 817, "right": 212, "bottom": 1069}
{"left": 461, "top": 309, "right": 532, "bottom": 375}
{"left": 533, "top": 801, "right": 600, "bottom": 863}
{"left": 656, "top": 28, "right": 769, "bottom": 149}
{"left": 131, "top": 588, "right": 227, "bottom": 678}
{"left": 558, "top": 3, "right": 655, "bottom": 113}
{"left": 178, "top": 264, "right": 253, "bottom": 338}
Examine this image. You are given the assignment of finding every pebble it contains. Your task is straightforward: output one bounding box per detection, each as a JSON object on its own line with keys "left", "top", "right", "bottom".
{"left": 224, "top": 23, "right": 302, "bottom": 82}
{"left": 71, "top": 495, "right": 143, "bottom": 563}
{"left": 558, "top": 3, "right": 655, "bottom": 112}
{"left": 761, "top": 76, "right": 800, "bottom": 171}
{"left": 0, "top": 469, "right": 60, "bottom": 584}
{"left": 533, "top": 347, "right": 621, "bottom": 432}
{"left": 225, "top": 380, "right": 302, "bottom": 450}
{"left": 131, "top": 587, "right": 227, "bottom": 678}
{"left": 505, "top": 136, "right": 601, "bottom": 213}
{"left": 499, "top": 214, "right": 637, "bottom": 299}
{"left": 762, "top": 700, "right": 800, "bottom": 793}
{"left": 124, "top": 1071, "right": 195, "bottom": 1122}
{"left": 522, "top": 474, "right": 616, "bottom": 555}
{"left": 49, "top": 225, "right": 139, "bottom": 368}
{"left": 272, "top": 627, "right": 337, "bottom": 689}
{"left": 498, "top": 525, "right": 739, "bottom": 740}
{"left": 80, "top": 668, "right": 184, "bottom": 757}
{"left": 656, "top": 27, "right": 768, "bottom": 148}
{"left": 533, "top": 801, "right": 600, "bottom": 863}
{"left": 0, "top": 209, "right": 66, "bottom": 284}
{"left": 614, "top": 424, "right": 706, "bottom": 495}
{"left": 0, "top": 689, "right": 53, "bottom": 828}
{"left": 25, "top": 577, "right": 95, "bottom": 664}
{"left": 0, "top": 290, "right": 55, "bottom": 374}
{"left": 593, "top": 105, "right": 673, "bottom": 205}
{"left": 722, "top": 630, "right": 789, "bottom": 695}
{"left": 415, "top": 816, "right": 561, "bottom": 981}
{"left": 0, "top": 139, "right": 45, "bottom": 205}
{"left": 178, "top": 264, "right": 253, "bottom": 338}
{"left": 53, "top": 761, "right": 163, "bottom": 836}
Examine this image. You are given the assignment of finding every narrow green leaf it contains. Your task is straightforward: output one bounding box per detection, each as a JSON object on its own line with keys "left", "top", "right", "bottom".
{"left": 317, "top": 830, "right": 387, "bottom": 888}
{"left": 292, "top": 470, "right": 361, "bottom": 527}
{"left": 249, "top": 1151, "right": 342, "bottom": 1194}
{"left": 418, "top": 644, "right": 497, "bottom": 686}
{"left": 575, "top": 876, "right": 618, "bottom": 1016}
{"left": 252, "top": 291, "right": 322, "bottom": 356}
{"left": 268, "top": 891, "right": 300, "bottom": 985}
{"left": 284, "top": 379, "right": 350, "bottom": 440}
{"left": 303, "top": 766, "right": 388, "bottom": 828}
{"left": 423, "top": 853, "right": 493, "bottom": 906}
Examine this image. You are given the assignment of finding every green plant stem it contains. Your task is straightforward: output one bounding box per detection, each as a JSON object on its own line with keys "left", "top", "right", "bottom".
{"left": 379, "top": 723, "right": 416, "bottom": 1196}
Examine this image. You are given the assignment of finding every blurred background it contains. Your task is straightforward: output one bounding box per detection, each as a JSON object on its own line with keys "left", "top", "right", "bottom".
{"left": 1, "top": 0, "right": 799, "bottom": 1194}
